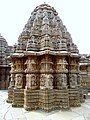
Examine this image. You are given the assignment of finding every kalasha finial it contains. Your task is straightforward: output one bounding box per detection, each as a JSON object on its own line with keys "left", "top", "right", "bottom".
{"left": 44, "top": 2, "right": 46, "bottom": 4}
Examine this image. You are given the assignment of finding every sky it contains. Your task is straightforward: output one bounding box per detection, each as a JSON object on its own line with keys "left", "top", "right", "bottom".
{"left": 0, "top": 0, "right": 90, "bottom": 54}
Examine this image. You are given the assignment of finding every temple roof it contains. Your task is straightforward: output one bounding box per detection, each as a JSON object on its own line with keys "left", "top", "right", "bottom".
{"left": 16, "top": 3, "right": 79, "bottom": 55}
{"left": 80, "top": 54, "right": 90, "bottom": 65}
{"left": 0, "top": 33, "right": 13, "bottom": 65}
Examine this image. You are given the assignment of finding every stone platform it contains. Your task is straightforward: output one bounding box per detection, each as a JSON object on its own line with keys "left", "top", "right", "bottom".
{"left": 1, "top": 90, "right": 90, "bottom": 120}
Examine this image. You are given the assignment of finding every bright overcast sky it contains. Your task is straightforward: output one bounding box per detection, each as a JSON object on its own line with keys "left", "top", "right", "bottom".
{"left": 0, "top": 0, "right": 90, "bottom": 54}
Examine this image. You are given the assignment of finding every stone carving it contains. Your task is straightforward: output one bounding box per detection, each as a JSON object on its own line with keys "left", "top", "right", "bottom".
{"left": 36, "top": 10, "right": 42, "bottom": 19}
{"left": 50, "top": 11, "right": 54, "bottom": 19}
{"left": 7, "top": 3, "right": 84, "bottom": 111}
{"left": 60, "top": 39, "right": 67, "bottom": 51}
{"left": 15, "top": 74, "right": 23, "bottom": 88}
{"left": 61, "top": 74, "right": 67, "bottom": 88}
{"left": 57, "top": 58, "right": 68, "bottom": 73}
{"left": 26, "top": 74, "right": 30, "bottom": 88}
{"left": 40, "top": 74, "right": 46, "bottom": 89}
{"left": 25, "top": 58, "right": 36, "bottom": 71}
{"left": 44, "top": 35, "right": 52, "bottom": 48}
{"left": 80, "top": 54, "right": 90, "bottom": 91}
{"left": 0, "top": 34, "right": 14, "bottom": 89}
{"left": 52, "top": 18, "right": 62, "bottom": 37}
{"left": 40, "top": 74, "right": 53, "bottom": 89}
{"left": 11, "top": 63, "right": 15, "bottom": 72}
{"left": 26, "top": 74, "right": 37, "bottom": 89}
{"left": 57, "top": 74, "right": 67, "bottom": 89}
{"left": 10, "top": 74, "right": 15, "bottom": 87}
{"left": 31, "top": 75, "right": 36, "bottom": 86}
{"left": 43, "top": 10, "right": 48, "bottom": 18}
{"left": 47, "top": 74, "right": 53, "bottom": 89}
{"left": 17, "top": 39, "right": 23, "bottom": 50}
{"left": 70, "top": 74, "right": 77, "bottom": 88}
{"left": 77, "top": 75, "right": 81, "bottom": 86}
{"left": 26, "top": 36, "right": 37, "bottom": 50}
{"left": 40, "top": 56, "right": 53, "bottom": 72}
{"left": 56, "top": 38, "right": 61, "bottom": 50}
{"left": 42, "top": 24, "right": 51, "bottom": 36}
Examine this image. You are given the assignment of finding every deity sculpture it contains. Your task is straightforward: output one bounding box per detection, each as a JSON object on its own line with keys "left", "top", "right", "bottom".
{"left": 40, "top": 74, "right": 53, "bottom": 89}
{"left": 56, "top": 74, "right": 67, "bottom": 89}
{"left": 15, "top": 74, "right": 23, "bottom": 88}
{"left": 40, "top": 74, "right": 46, "bottom": 89}
{"left": 70, "top": 74, "right": 77, "bottom": 88}
{"left": 26, "top": 74, "right": 37, "bottom": 89}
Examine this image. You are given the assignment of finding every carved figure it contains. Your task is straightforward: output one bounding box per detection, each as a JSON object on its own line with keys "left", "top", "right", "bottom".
{"left": 70, "top": 74, "right": 77, "bottom": 88}
{"left": 15, "top": 74, "right": 23, "bottom": 88}
{"left": 40, "top": 74, "right": 46, "bottom": 89}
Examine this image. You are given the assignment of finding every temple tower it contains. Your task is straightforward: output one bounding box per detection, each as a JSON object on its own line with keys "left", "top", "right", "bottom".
{"left": 7, "top": 3, "right": 84, "bottom": 111}
{"left": 0, "top": 34, "right": 13, "bottom": 89}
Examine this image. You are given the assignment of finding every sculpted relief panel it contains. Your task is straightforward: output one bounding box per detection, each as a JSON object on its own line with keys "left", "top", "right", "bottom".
{"left": 15, "top": 74, "right": 23, "bottom": 88}
{"left": 57, "top": 74, "right": 67, "bottom": 89}
{"left": 10, "top": 74, "right": 15, "bottom": 87}
{"left": 40, "top": 74, "right": 53, "bottom": 90}
{"left": 70, "top": 74, "right": 77, "bottom": 88}
{"left": 56, "top": 57, "right": 68, "bottom": 72}
{"left": 25, "top": 58, "right": 37, "bottom": 72}
{"left": 26, "top": 74, "right": 37, "bottom": 89}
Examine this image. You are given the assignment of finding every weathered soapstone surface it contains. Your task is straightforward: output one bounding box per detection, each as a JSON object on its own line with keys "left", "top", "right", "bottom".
{"left": 1, "top": 90, "right": 90, "bottom": 120}
{"left": 0, "top": 34, "right": 13, "bottom": 89}
{"left": 80, "top": 54, "right": 90, "bottom": 93}
{"left": 7, "top": 3, "right": 84, "bottom": 112}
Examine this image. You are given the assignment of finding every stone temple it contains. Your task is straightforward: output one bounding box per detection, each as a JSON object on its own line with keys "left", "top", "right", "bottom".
{"left": 80, "top": 54, "right": 90, "bottom": 92}
{"left": 7, "top": 3, "right": 84, "bottom": 112}
{"left": 0, "top": 34, "right": 13, "bottom": 89}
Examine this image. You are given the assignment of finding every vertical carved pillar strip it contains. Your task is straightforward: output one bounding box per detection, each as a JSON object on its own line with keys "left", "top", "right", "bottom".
{"left": 24, "top": 56, "right": 39, "bottom": 110}
{"left": 14, "top": 59, "right": 24, "bottom": 89}
{"left": 26, "top": 74, "right": 37, "bottom": 89}
{"left": 12, "top": 58, "right": 24, "bottom": 107}
{"left": 56, "top": 56, "right": 68, "bottom": 89}
{"left": 7, "top": 60, "right": 15, "bottom": 103}
{"left": 25, "top": 56, "right": 37, "bottom": 90}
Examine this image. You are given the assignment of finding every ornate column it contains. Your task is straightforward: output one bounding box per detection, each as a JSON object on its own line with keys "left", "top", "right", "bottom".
{"left": 12, "top": 58, "right": 24, "bottom": 107}
{"left": 14, "top": 59, "right": 24, "bottom": 89}
{"left": 69, "top": 74, "right": 77, "bottom": 88}
{"left": 69, "top": 57, "right": 79, "bottom": 89}
{"left": 69, "top": 57, "right": 81, "bottom": 107}
{"left": 25, "top": 56, "right": 38, "bottom": 89}
{"left": 9, "top": 62, "right": 16, "bottom": 87}
{"left": 26, "top": 74, "right": 37, "bottom": 89}
{"left": 55, "top": 56, "right": 69, "bottom": 109}
{"left": 24, "top": 56, "right": 39, "bottom": 111}
{"left": 39, "top": 54, "right": 54, "bottom": 111}
{"left": 40, "top": 55, "right": 53, "bottom": 89}
{"left": 56, "top": 56, "right": 68, "bottom": 89}
{"left": 7, "top": 60, "right": 15, "bottom": 103}
{"left": 10, "top": 74, "right": 15, "bottom": 87}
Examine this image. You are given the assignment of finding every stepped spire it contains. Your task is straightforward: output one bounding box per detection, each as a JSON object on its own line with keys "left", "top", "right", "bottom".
{"left": 16, "top": 3, "right": 79, "bottom": 53}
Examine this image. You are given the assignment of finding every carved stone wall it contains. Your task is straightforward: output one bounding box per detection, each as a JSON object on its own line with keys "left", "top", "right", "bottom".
{"left": 0, "top": 34, "right": 13, "bottom": 89}
{"left": 80, "top": 54, "right": 90, "bottom": 92}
